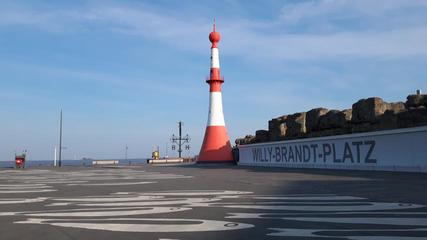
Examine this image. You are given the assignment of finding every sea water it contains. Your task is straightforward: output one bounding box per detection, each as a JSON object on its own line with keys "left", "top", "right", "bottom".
{"left": 0, "top": 159, "right": 148, "bottom": 168}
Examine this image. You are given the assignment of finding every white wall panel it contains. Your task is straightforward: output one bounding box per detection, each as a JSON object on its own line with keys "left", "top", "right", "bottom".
{"left": 238, "top": 126, "right": 427, "bottom": 172}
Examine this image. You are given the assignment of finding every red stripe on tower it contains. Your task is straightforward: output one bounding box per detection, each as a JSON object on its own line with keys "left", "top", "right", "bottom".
{"left": 198, "top": 20, "right": 234, "bottom": 163}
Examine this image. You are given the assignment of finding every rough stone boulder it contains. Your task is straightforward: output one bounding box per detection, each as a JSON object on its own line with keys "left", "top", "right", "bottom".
{"left": 235, "top": 135, "right": 255, "bottom": 145}
{"left": 319, "top": 109, "right": 352, "bottom": 130}
{"left": 236, "top": 92, "right": 425, "bottom": 146}
{"left": 377, "top": 102, "right": 406, "bottom": 130}
{"left": 351, "top": 97, "right": 390, "bottom": 123}
{"left": 306, "top": 108, "right": 329, "bottom": 132}
{"left": 388, "top": 102, "right": 406, "bottom": 113}
{"left": 234, "top": 138, "right": 244, "bottom": 145}
{"left": 351, "top": 122, "right": 376, "bottom": 133}
{"left": 342, "top": 108, "right": 353, "bottom": 120}
{"left": 285, "top": 112, "right": 306, "bottom": 137}
{"left": 255, "top": 130, "right": 270, "bottom": 143}
{"left": 397, "top": 107, "right": 427, "bottom": 128}
{"left": 306, "top": 128, "right": 350, "bottom": 138}
{"left": 406, "top": 94, "right": 427, "bottom": 108}
{"left": 378, "top": 110, "right": 398, "bottom": 130}
{"left": 268, "top": 115, "right": 287, "bottom": 141}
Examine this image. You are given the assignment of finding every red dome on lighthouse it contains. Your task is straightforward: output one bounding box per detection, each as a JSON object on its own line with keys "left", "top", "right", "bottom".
{"left": 209, "top": 30, "right": 220, "bottom": 43}
{"left": 209, "top": 20, "right": 220, "bottom": 47}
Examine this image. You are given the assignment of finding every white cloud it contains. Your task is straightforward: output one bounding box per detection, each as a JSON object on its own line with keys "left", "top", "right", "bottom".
{"left": 0, "top": 60, "right": 201, "bottom": 99}
{"left": 280, "top": 0, "right": 427, "bottom": 26}
{"left": 223, "top": 26, "right": 427, "bottom": 61}
{"left": 0, "top": 2, "right": 427, "bottom": 61}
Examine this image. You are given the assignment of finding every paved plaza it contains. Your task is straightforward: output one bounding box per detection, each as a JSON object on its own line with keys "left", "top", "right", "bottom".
{"left": 0, "top": 164, "right": 426, "bottom": 239}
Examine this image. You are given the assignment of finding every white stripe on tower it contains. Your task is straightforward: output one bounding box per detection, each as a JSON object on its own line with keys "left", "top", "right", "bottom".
{"left": 207, "top": 92, "right": 225, "bottom": 126}
{"left": 211, "top": 48, "right": 220, "bottom": 69}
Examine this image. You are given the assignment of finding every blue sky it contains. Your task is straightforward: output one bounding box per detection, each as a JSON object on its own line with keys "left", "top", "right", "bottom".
{"left": 1, "top": 0, "right": 427, "bottom": 161}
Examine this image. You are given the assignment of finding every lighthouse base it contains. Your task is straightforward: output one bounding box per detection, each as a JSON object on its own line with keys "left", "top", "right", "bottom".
{"left": 198, "top": 126, "right": 234, "bottom": 163}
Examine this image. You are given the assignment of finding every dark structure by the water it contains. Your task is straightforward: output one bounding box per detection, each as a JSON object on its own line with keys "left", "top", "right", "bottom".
{"left": 237, "top": 91, "right": 427, "bottom": 145}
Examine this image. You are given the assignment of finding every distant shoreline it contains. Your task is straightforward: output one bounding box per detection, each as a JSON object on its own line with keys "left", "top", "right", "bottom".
{"left": 0, "top": 159, "right": 148, "bottom": 168}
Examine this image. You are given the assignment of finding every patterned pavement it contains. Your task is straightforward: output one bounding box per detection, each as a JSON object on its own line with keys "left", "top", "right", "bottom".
{"left": 0, "top": 165, "right": 426, "bottom": 239}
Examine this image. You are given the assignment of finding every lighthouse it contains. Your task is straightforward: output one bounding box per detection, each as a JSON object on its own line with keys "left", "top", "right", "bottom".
{"left": 198, "top": 21, "right": 234, "bottom": 163}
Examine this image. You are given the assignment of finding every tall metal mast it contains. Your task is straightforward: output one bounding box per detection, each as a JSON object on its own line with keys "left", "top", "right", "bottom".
{"left": 178, "top": 121, "right": 182, "bottom": 157}
{"left": 58, "top": 109, "right": 63, "bottom": 167}
{"left": 171, "top": 121, "right": 190, "bottom": 158}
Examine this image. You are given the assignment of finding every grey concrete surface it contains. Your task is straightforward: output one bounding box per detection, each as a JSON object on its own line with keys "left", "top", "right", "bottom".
{"left": 0, "top": 164, "right": 426, "bottom": 239}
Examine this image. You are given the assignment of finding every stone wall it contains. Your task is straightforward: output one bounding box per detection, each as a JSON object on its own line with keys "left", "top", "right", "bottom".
{"left": 236, "top": 92, "right": 427, "bottom": 145}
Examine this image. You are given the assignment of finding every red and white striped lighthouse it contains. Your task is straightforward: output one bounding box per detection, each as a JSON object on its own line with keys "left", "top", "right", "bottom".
{"left": 198, "top": 21, "right": 234, "bottom": 163}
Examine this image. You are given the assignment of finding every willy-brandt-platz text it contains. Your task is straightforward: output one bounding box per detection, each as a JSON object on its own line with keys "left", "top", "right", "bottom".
{"left": 251, "top": 140, "right": 376, "bottom": 164}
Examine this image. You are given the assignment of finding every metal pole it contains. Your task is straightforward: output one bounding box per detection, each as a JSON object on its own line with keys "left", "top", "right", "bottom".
{"left": 178, "top": 121, "right": 182, "bottom": 158}
{"left": 125, "top": 145, "right": 128, "bottom": 161}
{"left": 54, "top": 147, "right": 57, "bottom": 167}
{"left": 170, "top": 121, "right": 190, "bottom": 159}
{"left": 59, "top": 109, "right": 62, "bottom": 167}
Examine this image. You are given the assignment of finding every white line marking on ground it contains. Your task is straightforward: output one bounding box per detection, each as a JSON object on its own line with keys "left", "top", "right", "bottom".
{"left": 0, "top": 189, "right": 57, "bottom": 193}
{"left": 223, "top": 202, "right": 423, "bottom": 211}
{"left": 66, "top": 181, "right": 155, "bottom": 186}
{"left": 15, "top": 218, "right": 254, "bottom": 232}
{"left": 281, "top": 217, "right": 427, "bottom": 226}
